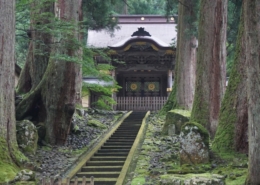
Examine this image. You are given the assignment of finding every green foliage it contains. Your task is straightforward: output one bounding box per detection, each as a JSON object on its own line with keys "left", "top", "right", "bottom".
{"left": 112, "top": 0, "right": 168, "bottom": 15}
{"left": 15, "top": 0, "right": 121, "bottom": 67}
{"left": 165, "top": 0, "right": 179, "bottom": 17}
{"left": 82, "top": 47, "right": 120, "bottom": 110}
{"left": 15, "top": 0, "right": 30, "bottom": 67}
{"left": 183, "top": 0, "right": 200, "bottom": 38}
{"left": 15, "top": 0, "right": 120, "bottom": 111}
{"left": 83, "top": 0, "right": 120, "bottom": 31}
{"left": 129, "top": 0, "right": 167, "bottom": 15}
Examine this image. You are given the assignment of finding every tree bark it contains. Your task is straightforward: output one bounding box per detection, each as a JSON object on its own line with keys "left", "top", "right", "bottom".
{"left": 190, "top": 0, "right": 227, "bottom": 137}
{"left": 245, "top": 0, "right": 260, "bottom": 184}
{"left": 0, "top": 0, "right": 22, "bottom": 167}
{"left": 16, "top": 0, "right": 82, "bottom": 145}
{"left": 161, "top": 0, "right": 197, "bottom": 112}
{"left": 212, "top": 2, "right": 248, "bottom": 153}
{"left": 175, "top": 0, "right": 197, "bottom": 110}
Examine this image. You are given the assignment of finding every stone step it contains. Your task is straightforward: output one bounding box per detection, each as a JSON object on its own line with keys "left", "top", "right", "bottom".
{"left": 112, "top": 133, "right": 137, "bottom": 137}
{"left": 81, "top": 166, "right": 122, "bottom": 172}
{"left": 76, "top": 171, "right": 120, "bottom": 178}
{"left": 103, "top": 142, "right": 133, "bottom": 146}
{"left": 114, "top": 129, "right": 139, "bottom": 132}
{"left": 107, "top": 139, "right": 135, "bottom": 142}
{"left": 113, "top": 130, "right": 138, "bottom": 133}
{"left": 118, "top": 125, "right": 141, "bottom": 128}
{"left": 90, "top": 156, "right": 127, "bottom": 161}
{"left": 86, "top": 161, "right": 125, "bottom": 166}
{"left": 101, "top": 145, "right": 132, "bottom": 150}
{"left": 106, "top": 140, "right": 134, "bottom": 143}
{"left": 109, "top": 135, "right": 136, "bottom": 138}
{"left": 69, "top": 112, "right": 146, "bottom": 184}
{"left": 97, "top": 149, "right": 130, "bottom": 153}
{"left": 94, "top": 152, "right": 129, "bottom": 156}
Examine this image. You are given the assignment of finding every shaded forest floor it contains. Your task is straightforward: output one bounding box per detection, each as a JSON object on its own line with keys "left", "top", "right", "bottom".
{"left": 17, "top": 109, "right": 125, "bottom": 184}
{"left": 7, "top": 110, "right": 248, "bottom": 185}
{"left": 127, "top": 112, "right": 248, "bottom": 185}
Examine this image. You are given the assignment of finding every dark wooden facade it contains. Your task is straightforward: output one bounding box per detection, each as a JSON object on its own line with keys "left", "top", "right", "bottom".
{"left": 110, "top": 38, "right": 175, "bottom": 99}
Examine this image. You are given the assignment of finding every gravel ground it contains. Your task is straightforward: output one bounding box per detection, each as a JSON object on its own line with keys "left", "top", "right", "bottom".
{"left": 24, "top": 109, "right": 125, "bottom": 181}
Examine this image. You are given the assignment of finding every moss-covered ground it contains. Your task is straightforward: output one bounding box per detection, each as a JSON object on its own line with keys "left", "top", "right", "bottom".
{"left": 128, "top": 112, "right": 248, "bottom": 185}
{"left": 0, "top": 138, "right": 28, "bottom": 184}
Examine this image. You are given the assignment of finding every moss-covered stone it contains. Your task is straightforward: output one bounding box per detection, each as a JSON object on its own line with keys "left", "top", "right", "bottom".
{"left": 160, "top": 173, "right": 225, "bottom": 185}
{"left": 87, "top": 119, "right": 107, "bottom": 129}
{"left": 131, "top": 176, "right": 146, "bottom": 185}
{"left": 162, "top": 109, "right": 190, "bottom": 135}
{"left": 16, "top": 120, "right": 38, "bottom": 155}
{"left": 15, "top": 182, "right": 36, "bottom": 185}
{"left": 168, "top": 163, "right": 211, "bottom": 174}
{"left": 179, "top": 122, "right": 209, "bottom": 165}
{"left": 13, "top": 169, "right": 35, "bottom": 182}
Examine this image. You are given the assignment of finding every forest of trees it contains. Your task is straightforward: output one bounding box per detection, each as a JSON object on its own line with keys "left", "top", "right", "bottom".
{"left": 1, "top": 0, "right": 260, "bottom": 184}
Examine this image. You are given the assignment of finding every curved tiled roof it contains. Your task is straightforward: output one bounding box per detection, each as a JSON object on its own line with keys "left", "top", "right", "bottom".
{"left": 110, "top": 35, "right": 169, "bottom": 48}
{"left": 87, "top": 15, "right": 177, "bottom": 48}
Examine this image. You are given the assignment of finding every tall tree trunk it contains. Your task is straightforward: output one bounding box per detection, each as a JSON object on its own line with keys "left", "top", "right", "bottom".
{"left": 44, "top": 0, "right": 82, "bottom": 144}
{"left": 190, "top": 0, "right": 227, "bottom": 137}
{"left": 175, "top": 0, "right": 197, "bottom": 110}
{"left": 161, "top": 0, "right": 198, "bottom": 113}
{"left": 124, "top": 0, "right": 128, "bottom": 14}
{"left": 212, "top": 2, "right": 247, "bottom": 153}
{"left": 0, "top": 0, "right": 23, "bottom": 170}
{"left": 245, "top": 0, "right": 260, "bottom": 184}
{"left": 16, "top": 0, "right": 53, "bottom": 94}
{"left": 16, "top": 0, "right": 82, "bottom": 145}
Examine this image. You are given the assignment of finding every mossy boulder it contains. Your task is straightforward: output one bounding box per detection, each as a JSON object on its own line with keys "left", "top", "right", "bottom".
{"left": 162, "top": 109, "right": 190, "bottom": 135}
{"left": 13, "top": 169, "right": 35, "bottom": 182}
{"left": 179, "top": 122, "right": 209, "bottom": 165}
{"left": 16, "top": 120, "right": 38, "bottom": 155}
{"left": 160, "top": 174, "right": 225, "bottom": 185}
{"left": 183, "top": 175, "right": 225, "bottom": 185}
{"left": 88, "top": 119, "right": 107, "bottom": 129}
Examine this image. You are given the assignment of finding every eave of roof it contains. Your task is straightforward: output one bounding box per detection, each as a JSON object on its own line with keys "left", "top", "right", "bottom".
{"left": 109, "top": 36, "right": 171, "bottom": 49}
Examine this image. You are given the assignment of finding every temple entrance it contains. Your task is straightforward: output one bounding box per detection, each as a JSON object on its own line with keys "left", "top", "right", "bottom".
{"left": 117, "top": 72, "right": 168, "bottom": 97}
{"left": 88, "top": 17, "right": 176, "bottom": 111}
{"left": 115, "top": 71, "right": 168, "bottom": 111}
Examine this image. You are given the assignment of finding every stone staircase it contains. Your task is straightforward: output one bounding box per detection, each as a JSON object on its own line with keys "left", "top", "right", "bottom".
{"left": 70, "top": 112, "right": 146, "bottom": 185}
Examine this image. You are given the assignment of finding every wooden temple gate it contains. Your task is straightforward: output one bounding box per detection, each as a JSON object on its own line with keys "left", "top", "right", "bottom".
{"left": 89, "top": 18, "right": 177, "bottom": 111}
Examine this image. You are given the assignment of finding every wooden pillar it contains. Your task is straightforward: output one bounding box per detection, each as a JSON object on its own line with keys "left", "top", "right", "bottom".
{"left": 167, "top": 70, "right": 173, "bottom": 96}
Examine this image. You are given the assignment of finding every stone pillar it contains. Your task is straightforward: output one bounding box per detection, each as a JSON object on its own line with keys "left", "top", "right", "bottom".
{"left": 167, "top": 70, "right": 173, "bottom": 96}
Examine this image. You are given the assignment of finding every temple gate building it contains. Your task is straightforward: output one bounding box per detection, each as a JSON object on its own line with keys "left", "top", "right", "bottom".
{"left": 86, "top": 15, "right": 177, "bottom": 111}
